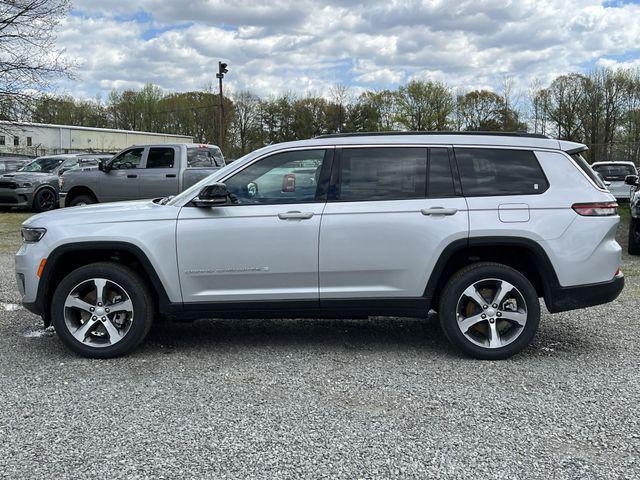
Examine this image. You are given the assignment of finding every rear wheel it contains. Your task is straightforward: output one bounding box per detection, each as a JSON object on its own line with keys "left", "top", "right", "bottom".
{"left": 51, "top": 262, "right": 154, "bottom": 358}
{"left": 69, "top": 194, "right": 96, "bottom": 207}
{"left": 33, "top": 188, "right": 57, "bottom": 212}
{"left": 438, "top": 262, "right": 540, "bottom": 360}
{"left": 628, "top": 217, "right": 640, "bottom": 255}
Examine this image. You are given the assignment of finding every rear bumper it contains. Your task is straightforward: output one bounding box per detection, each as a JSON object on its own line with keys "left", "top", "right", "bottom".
{"left": 546, "top": 273, "right": 624, "bottom": 313}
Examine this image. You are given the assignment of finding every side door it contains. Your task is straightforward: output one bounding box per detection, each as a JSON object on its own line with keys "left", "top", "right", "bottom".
{"left": 98, "top": 147, "right": 144, "bottom": 201}
{"left": 319, "top": 146, "right": 469, "bottom": 300}
{"left": 138, "top": 146, "right": 180, "bottom": 198}
{"left": 177, "top": 148, "right": 332, "bottom": 304}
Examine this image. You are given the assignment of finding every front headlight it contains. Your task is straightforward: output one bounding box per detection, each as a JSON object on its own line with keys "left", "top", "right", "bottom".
{"left": 19, "top": 182, "right": 32, "bottom": 188}
{"left": 21, "top": 227, "right": 46, "bottom": 243}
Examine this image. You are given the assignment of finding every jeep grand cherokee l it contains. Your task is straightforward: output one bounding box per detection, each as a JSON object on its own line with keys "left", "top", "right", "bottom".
{"left": 15, "top": 132, "right": 624, "bottom": 359}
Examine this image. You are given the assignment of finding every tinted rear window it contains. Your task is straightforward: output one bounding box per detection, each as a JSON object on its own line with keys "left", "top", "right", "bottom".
{"left": 592, "top": 164, "right": 636, "bottom": 180}
{"left": 455, "top": 148, "right": 548, "bottom": 196}
{"left": 146, "top": 147, "right": 175, "bottom": 168}
{"left": 337, "top": 148, "right": 427, "bottom": 201}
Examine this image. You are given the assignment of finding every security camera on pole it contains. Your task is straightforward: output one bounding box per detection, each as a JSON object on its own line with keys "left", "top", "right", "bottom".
{"left": 216, "top": 61, "right": 228, "bottom": 151}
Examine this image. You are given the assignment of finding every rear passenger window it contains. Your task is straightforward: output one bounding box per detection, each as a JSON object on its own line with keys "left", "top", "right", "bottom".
{"left": 337, "top": 148, "right": 427, "bottom": 201}
{"left": 455, "top": 148, "right": 548, "bottom": 196}
{"left": 146, "top": 147, "right": 175, "bottom": 169}
{"left": 428, "top": 148, "right": 455, "bottom": 197}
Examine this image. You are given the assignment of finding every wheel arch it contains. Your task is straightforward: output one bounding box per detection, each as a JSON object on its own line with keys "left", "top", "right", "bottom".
{"left": 36, "top": 241, "right": 172, "bottom": 326}
{"left": 65, "top": 185, "right": 98, "bottom": 207}
{"left": 424, "top": 236, "right": 561, "bottom": 310}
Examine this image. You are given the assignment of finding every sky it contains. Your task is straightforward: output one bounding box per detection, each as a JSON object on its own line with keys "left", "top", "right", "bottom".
{"left": 56, "top": 0, "right": 640, "bottom": 100}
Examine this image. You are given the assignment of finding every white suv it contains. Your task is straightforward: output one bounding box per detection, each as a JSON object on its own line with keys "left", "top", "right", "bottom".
{"left": 591, "top": 160, "right": 638, "bottom": 200}
{"left": 15, "top": 133, "right": 624, "bottom": 359}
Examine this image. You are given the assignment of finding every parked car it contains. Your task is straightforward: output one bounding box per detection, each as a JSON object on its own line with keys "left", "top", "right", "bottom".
{"left": 59, "top": 144, "right": 225, "bottom": 207}
{"left": 591, "top": 161, "right": 638, "bottom": 200}
{"left": 0, "top": 153, "right": 111, "bottom": 212}
{"left": 17, "top": 132, "right": 623, "bottom": 360}
{"left": 0, "top": 157, "right": 30, "bottom": 174}
{"left": 624, "top": 174, "right": 640, "bottom": 254}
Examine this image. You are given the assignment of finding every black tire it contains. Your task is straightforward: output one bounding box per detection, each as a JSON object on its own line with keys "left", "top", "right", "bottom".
{"left": 438, "top": 262, "right": 541, "bottom": 360}
{"left": 51, "top": 262, "right": 154, "bottom": 358}
{"left": 32, "top": 188, "right": 57, "bottom": 212}
{"left": 69, "top": 194, "right": 96, "bottom": 207}
{"left": 628, "top": 217, "right": 640, "bottom": 255}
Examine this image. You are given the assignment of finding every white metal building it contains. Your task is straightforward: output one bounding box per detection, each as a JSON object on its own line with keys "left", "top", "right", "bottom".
{"left": 0, "top": 121, "right": 193, "bottom": 157}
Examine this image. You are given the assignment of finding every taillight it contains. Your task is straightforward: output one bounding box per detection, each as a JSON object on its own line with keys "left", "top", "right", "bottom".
{"left": 572, "top": 202, "right": 618, "bottom": 216}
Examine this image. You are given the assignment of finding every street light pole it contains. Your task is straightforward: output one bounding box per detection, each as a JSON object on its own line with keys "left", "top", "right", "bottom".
{"left": 216, "top": 61, "right": 228, "bottom": 150}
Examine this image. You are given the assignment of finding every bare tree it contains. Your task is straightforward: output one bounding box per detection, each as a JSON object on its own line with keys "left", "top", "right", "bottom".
{"left": 0, "top": 0, "right": 72, "bottom": 119}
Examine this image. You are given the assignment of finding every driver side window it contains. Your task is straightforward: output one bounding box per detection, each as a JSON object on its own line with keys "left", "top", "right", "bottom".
{"left": 110, "top": 148, "right": 144, "bottom": 170}
{"left": 224, "top": 149, "right": 327, "bottom": 205}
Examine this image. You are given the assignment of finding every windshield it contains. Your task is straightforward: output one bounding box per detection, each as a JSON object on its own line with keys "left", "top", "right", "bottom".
{"left": 592, "top": 163, "right": 636, "bottom": 180}
{"left": 19, "top": 157, "right": 65, "bottom": 173}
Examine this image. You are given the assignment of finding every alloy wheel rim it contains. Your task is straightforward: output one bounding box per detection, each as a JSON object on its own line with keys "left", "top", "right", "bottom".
{"left": 455, "top": 278, "right": 528, "bottom": 349}
{"left": 63, "top": 278, "right": 134, "bottom": 347}
{"left": 39, "top": 190, "right": 55, "bottom": 210}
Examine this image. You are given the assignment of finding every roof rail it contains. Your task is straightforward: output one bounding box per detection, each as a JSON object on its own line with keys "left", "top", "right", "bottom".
{"left": 314, "top": 131, "right": 550, "bottom": 139}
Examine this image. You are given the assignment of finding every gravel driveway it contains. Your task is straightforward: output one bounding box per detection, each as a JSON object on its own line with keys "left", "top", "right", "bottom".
{"left": 0, "top": 221, "right": 639, "bottom": 479}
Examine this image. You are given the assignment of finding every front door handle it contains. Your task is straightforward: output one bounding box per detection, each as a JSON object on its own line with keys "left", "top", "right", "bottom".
{"left": 421, "top": 207, "right": 458, "bottom": 216}
{"left": 127, "top": 174, "right": 138, "bottom": 179}
{"left": 278, "top": 211, "right": 314, "bottom": 220}
{"left": 166, "top": 174, "right": 176, "bottom": 178}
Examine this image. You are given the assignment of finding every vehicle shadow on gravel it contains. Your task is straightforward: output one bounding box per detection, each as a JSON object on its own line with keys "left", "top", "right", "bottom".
{"left": 144, "top": 314, "right": 456, "bottom": 355}
{"left": 142, "top": 311, "right": 596, "bottom": 359}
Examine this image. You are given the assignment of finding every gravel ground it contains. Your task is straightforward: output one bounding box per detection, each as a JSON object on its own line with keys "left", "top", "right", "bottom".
{"left": 0, "top": 214, "right": 639, "bottom": 479}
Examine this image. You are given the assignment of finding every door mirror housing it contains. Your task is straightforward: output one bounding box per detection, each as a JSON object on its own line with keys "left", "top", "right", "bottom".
{"left": 98, "top": 159, "right": 111, "bottom": 173}
{"left": 625, "top": 174, "right": 639, "bottom": 187}
{"left": 193, "top": 183, "right": 230, "bottom": 207}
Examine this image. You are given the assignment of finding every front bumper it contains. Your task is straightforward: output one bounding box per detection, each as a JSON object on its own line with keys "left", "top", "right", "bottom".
{"left": 0, "top": 187, "right": 34, "bottom": 208}
{"left": 546, "top": 272, "right": 625, "bottom": 313}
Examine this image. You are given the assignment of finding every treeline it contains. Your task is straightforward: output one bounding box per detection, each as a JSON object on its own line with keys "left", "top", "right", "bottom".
{"left": 5, "top": 68, "right": 640, "bottom": 162}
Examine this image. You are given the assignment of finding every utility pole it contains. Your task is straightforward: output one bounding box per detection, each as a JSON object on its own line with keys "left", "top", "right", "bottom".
{"left": 216, "top": 61, "right": 228, "bottom": 150}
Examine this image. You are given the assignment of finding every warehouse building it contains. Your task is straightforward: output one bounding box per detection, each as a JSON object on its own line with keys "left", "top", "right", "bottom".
{"left": 0, "top": 121, "right": 193, "bottom": 157}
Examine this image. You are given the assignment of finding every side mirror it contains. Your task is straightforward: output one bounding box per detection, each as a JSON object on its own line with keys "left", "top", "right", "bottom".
{"left": 193, "top": 183, "right": 230, "bottom": 207}
{"left": 625, "top": 175, "right": 639, "bottom": 187}
{"left": 98, "top": 160, "right": 111, "bottom": 173}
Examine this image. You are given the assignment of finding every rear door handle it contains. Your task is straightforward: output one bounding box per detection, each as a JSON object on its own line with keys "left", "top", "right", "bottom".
{"left": 166, "top": 174, "right": 176, "bottom": 178}
{"left": 278, "top": 211, "right": 314, "bottom": 220}
{"left": 127, "top": 174, "right": 138, "bottom": 179}
{"left": 421, "top": 207, "right": 458, "bottom": 216}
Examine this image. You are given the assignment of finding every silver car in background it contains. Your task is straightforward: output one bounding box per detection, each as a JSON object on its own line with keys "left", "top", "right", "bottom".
{"left": 591, "top": 161, "right": 638, "bottom": 200}
{"left": 0, "top": 153, "right": 111, "bottom": 212}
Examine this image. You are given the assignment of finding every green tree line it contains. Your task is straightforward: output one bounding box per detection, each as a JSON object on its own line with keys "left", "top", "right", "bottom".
{"left": 6, "top": 68, "right": 640, "bottom": 162}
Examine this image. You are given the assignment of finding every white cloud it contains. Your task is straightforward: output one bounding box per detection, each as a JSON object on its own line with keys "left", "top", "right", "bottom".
{"left": 55, "top": 0, "right": 640, "bottom": 99}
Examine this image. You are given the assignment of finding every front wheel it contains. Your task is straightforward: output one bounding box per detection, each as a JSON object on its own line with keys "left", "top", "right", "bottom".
{"left": 51, "top": 262, "right": 154, "bottom": 358}
{"left": 438, "top": 262, "right": 540, "bottom": 360}
{"left": 32, "top": 188, "right": 57, "bottom": 212}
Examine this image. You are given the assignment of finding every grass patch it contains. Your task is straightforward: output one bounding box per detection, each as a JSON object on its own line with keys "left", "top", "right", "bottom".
{"left": 0, "top": 211, "right": 33, "bottom": 253}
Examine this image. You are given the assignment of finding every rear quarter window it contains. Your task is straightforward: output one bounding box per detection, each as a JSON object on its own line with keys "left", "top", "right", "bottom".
{"left": 455, "top": 148, "right": 549, "bottom": 196}
{"left": 571, "top": 153, "right": 607, "bottom": 189}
